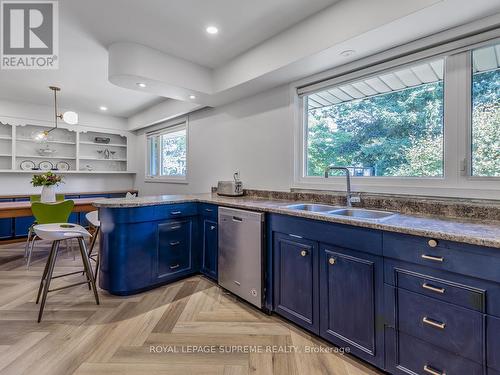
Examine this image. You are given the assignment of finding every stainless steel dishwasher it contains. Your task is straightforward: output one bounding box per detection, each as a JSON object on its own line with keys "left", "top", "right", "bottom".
{"left": 218, "top": 207, "right": 264, "bottom": 309}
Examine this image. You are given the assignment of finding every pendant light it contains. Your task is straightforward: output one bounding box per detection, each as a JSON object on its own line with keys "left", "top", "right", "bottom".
{"left": 32, "top": 86, "right": 78, "bottom": 142}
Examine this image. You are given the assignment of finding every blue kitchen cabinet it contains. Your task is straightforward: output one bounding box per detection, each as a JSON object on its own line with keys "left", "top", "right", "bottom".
{"left": 199, "top": 203, "right": 218, "bottom": 280}
{"left": 273, "top": 232, "right": 319, "bottom": 334}
{"left": 319, "top": 245, "right": 384, "bottom": 367}
{"left": 14, "top": 197, "right": 35, "bottom": 238}
{"left": 200, "top": 217, "right": 218, "bottom": 280}
{"left": 0, "top": 198, "right": 13, "bottom": 239}
{"left": 487, "top": 315, "right": 500, "bottom": 373}
{"left": 156, "top": 218, "right": 195, "bottom": 280}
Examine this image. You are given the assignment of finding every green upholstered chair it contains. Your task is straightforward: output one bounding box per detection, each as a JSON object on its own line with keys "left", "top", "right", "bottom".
{"left": 26, "top": 200, "right": 74, "bottom": 267}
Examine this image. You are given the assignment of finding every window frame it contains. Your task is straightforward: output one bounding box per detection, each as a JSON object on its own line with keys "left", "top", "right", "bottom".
{"left": 292, "top": 31, "right": 500, "bottom": 199}
{"left": 144, "top": 119, "right": 189, "bottom": 184}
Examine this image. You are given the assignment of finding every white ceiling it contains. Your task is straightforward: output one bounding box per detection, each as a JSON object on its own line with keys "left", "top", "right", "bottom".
{"left": 67, "top": 0, "right": 340, "bottom": 69}
{"left": 0, "top": 0, "right": 339, "bottom": 118}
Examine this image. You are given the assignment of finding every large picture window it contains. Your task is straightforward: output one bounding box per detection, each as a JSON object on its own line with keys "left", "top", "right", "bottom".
{"left": 304, "top": 59, "right": 444, "bottom": 178}
{"left": 471, "top": 43, "right": 500, "bottom": 177}
{"left": 146, "top": 122, "right": 187, "bottom": 181}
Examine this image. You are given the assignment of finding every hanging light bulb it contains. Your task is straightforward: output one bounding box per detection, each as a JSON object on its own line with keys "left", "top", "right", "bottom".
{"left": 31, "top": 86, "right": 78, "bottom": 141}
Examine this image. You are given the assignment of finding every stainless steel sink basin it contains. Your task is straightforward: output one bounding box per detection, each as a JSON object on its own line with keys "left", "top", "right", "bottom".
{"left": 328, "top": 208, "right": 395, "bottom": 220}
{"left": 286, "top": 203, "right": 338, "bottom": 212}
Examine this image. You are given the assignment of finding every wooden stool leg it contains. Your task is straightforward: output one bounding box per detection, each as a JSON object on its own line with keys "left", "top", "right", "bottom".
{"left": 38, "top": 241, "right": 60, "bottom": 323}
{"left": 36, "top": 241, "right": 56, "bottom": 304}
{"left": 77, "top": 238, "right": 100, "bottom": 305}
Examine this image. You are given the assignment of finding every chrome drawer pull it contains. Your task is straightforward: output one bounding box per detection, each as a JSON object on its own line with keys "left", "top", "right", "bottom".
{"left": 170, "top": 264, "right": 180, "bottom": 269}
{"left": 205, "top": 208, "right": 213, "bottom": 212}
{"left": 171, "top": 211, "right": 182, "bottom": 215}
{"left": 422, "top": 283, "right": 445, "bottom": 294}
{"left": 421, "top": 254, "right": 444, "bottom": 262}
{"left": 424, "top": 364, "right": 445, "bottom": 375}
{"left": 423, "top": 317, "right": 446, "bottom": 330}
{"left": 289, "top": 234, "right": 303, "bottom": 239}
{"left": 170, "top": 225, "right": 181, "bottom": 230}
{"left": 210, "top": 225, "right": 216, "bottom": 230}
{"left": 169, "top": 241, "right": 180, "bottom": 246}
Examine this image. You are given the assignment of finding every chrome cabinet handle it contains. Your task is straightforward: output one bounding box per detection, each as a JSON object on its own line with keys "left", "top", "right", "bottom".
{"left": 424, "top": 364, "right": 445, "bottom": 375}
{"left": 205, "top": 208, "right": 213, "bottom": 212}
{"left": 300, "top": 250, "right": 308, "bottom": 257}
{"left": 210, "top": 225, "right": 216, "bottom": 230}
{"left": 422, "top": 283, "right": 445, "bottom": 294}
{"left": 428, "top": 239, "right": 438, "bottom": 248}
{"left": 422, "top": 317, "right": 446, "bottom": 330}
{"left": 171, "top": 211, "right": 182, "bottom": 215}
{"left": 170, "top": 264, "right": 180, "bottom": 269}
{"left": 421, "top": 254, "right": 444, "bottom": 262}
{"left": 169, "top": 241, "right": 180, "bottom": 246}
{"left": 170, "top": 225, "right": 181, "bottom": 230}
{"left": 289, "top": 234, "right": 303, "bottom": 239}
{"left": 329, "top": 257, "right": 336, "bottom": 265}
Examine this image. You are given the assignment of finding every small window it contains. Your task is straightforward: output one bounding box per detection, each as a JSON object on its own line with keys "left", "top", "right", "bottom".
{"left": 471, "top": 43, "right": 500, "bottom": 177}
{"left": 146, "top": 122, "right": 187, "bottom": 181}
{"left": 304, "top": 58, "right": 445, "bottom": 177}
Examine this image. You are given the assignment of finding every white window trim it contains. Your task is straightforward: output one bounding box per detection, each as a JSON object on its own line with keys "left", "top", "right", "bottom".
{"left": 292, "top": 31, "right": 500, "bottom": 200}
{"left": 144, "top": 118, "right": 189, "bottom": 184}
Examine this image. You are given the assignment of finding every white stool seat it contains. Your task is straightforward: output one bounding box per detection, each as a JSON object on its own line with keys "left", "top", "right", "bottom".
{"left": 33, "top": 223, "right": 91, "bottom": 241}
{"left": 85, "top": 211, "right": 100, "bottom": 227}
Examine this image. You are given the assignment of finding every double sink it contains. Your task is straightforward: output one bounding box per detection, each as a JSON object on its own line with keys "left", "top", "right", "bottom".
{"left": 285, "top": 203, "right": 396, "bottom": 220}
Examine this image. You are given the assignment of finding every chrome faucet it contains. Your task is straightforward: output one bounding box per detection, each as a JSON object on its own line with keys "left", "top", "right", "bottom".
{"left": 324, "top": 166, "right": 353, "bottom": 207}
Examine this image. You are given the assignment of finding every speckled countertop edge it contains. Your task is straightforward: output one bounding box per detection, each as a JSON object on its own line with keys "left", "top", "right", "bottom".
{"left": 93, "top": 194, "right": 500, "bottom": 249}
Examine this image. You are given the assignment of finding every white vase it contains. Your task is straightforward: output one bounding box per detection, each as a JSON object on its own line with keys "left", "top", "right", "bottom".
{"left": 41, "top": 185, "right": 56, "bottom": 203}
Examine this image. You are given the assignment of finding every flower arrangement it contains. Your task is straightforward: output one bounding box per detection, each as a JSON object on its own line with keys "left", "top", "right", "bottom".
{"left": 31, "top": 171, "right": 64, "bottom": 187}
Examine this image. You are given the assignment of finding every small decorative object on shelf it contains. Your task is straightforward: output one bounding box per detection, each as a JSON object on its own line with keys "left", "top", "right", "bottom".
{"left": 94, "top": 136, "right": 110, "bottom": 144}
{"left": 55, "top": 161, "right": 70, "bottom": 171}
{"left": 84, "top": 164, "right": 94, "bottom": 171}
{"left": 37, "top": 145, "right": 57, "bottom": 156}
{"left": 20, "top": 160, "right": 36, "bottom": 170}
{"left": 31, "top": 171, "right": 64, "bottom": 203}
{"left": 38, "top": 161, "right": 53, "bottom": 171}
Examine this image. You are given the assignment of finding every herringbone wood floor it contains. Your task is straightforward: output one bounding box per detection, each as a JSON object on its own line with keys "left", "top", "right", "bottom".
{"left": 0, "top": 240, "right": 382, "bottom": 375}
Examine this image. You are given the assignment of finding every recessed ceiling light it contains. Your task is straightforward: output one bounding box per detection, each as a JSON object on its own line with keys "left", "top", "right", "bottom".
{"left": 136, "top": 82, "right": 147, "bottom": 88}
{"left": 99, "top": 106, "right": 108, "bottom": 111}
{"left": 340, "top": 50, "right": 356, "bottom": 57}
{"left": 206, "top": 26, "right": 218, "bottom": 35}
{"left": 189, "top": 95, "right": 196, "bottom": 99}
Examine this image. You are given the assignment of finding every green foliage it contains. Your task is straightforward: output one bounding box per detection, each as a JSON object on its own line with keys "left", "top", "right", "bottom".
{"left": 31, "top": 171, "right": 63, "bottom": 187}
{"left": 307, "top": 68, "right": 499, "bottom": 178}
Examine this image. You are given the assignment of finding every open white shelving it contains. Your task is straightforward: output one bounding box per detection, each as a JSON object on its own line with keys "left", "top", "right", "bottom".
{"left": 0, "top": 122, "right": 134, "bottom": 174}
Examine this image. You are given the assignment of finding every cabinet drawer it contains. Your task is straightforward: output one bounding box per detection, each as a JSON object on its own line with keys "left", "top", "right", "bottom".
{"left": 386, "top": 328, "right": 483, "bottom": 375}
{"left": 163, "top": 203, "right": 198, "bottom": 219}
{"left": 157, "top": 220, "right": 193, "bottom": 278}
{"left": 199, "top": 203, "right": 218, "bottom": 219}
{"left": 395, "top": 269, "right": 485, "bottom": 312}
{"left": 398, "top": 288, "right": 484, "bottom": 362}
{"left": 159, "top": 220, "right": 191, "bottom": 247}
{"left": 384, "top": 232, "right": 500, "bottom": 283}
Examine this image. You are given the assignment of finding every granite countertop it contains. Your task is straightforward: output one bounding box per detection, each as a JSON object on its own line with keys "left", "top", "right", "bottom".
{"left": 93, "top": 193, "right": 500, "bottom": 249}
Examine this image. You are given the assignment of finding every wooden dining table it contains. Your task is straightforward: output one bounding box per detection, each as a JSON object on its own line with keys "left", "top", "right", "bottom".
{"left": 0, "top": 198, "right": 99, "bottom": 219}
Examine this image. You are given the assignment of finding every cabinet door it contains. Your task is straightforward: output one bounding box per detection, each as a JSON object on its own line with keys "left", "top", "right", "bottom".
{"left": 0, "top": 198, "right": 13, "bottom": 239}
{"left": 157, "top": 219, "right": 193, "bottom": 280}
{"left": 273, "top": 232, "right": 319, "bottom": 334}
{"left": 201, "top": 217, "right": 218, "bottom": 280}
{"left": 320, "top": 245, "right": 383, "bottom": 367}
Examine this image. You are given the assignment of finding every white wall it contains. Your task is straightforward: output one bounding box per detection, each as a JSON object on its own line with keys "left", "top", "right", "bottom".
{"left": 134, "top": 85, "right": 293, "bottom": 195}
{"left": 0, "top": 99, "right": 135, "bottom": 195}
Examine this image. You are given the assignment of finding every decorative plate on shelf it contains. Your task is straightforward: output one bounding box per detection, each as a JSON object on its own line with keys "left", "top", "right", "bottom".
{"left": 55, "top": 161, "right": 70, "bottom": 171}
{"left": 38, "top": 161, "right": 53, "bottom": 171}
{"left": 20, "top": 160, "right": 35, "bottom": 170}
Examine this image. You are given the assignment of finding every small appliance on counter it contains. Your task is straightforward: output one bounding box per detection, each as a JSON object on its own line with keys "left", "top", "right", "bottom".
{"left": 217, "top": 172, "right": 243, "bottom": 196}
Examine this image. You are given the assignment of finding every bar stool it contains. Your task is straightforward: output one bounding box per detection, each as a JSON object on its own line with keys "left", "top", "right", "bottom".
{"left": 85, "top": 211, "right": 100, "bottom": 281}
{"left": 34, "top": 223, "right": 100, "bottom": 322}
